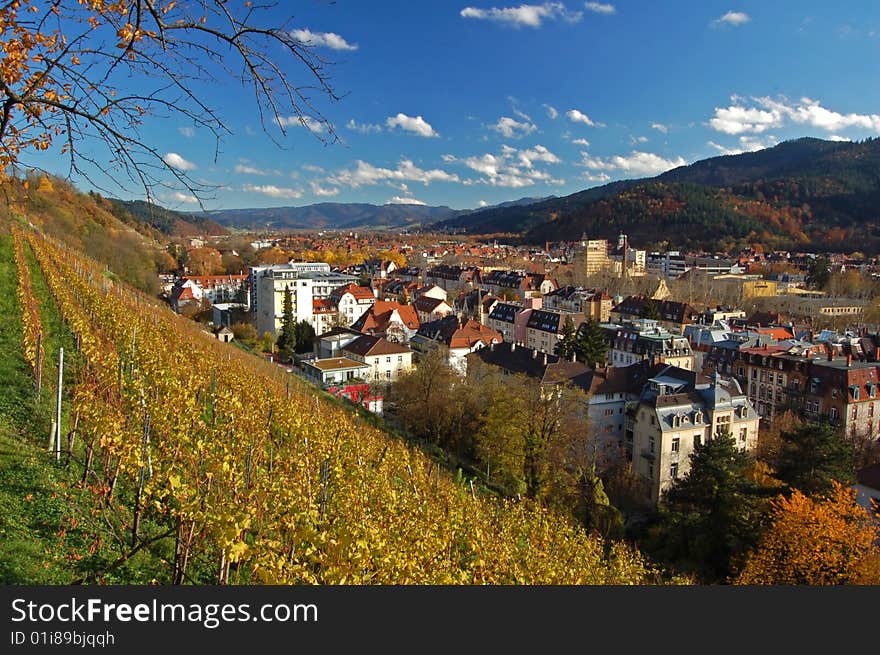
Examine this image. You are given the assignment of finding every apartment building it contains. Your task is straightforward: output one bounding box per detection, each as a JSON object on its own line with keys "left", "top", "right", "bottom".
{"left": 611, "top": 319, "right": 694, "bottom": 370}
{"left": 628, "top": 369, "right": 759, "bottom": 503}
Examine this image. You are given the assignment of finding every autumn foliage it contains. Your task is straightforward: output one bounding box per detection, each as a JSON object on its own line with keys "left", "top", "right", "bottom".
{"left": 736, "top": 482, "right": 880, "bottom": 585}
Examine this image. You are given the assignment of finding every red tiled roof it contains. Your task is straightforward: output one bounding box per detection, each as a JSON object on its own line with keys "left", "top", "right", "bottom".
{"left": 331, "top": 283, "right": 375, "bottom": 301}
{"left": 756, "top": 327, "right": 795, "bottom": 340}
{"left": 313, "top": 298, "right": 335, "bottom": 313}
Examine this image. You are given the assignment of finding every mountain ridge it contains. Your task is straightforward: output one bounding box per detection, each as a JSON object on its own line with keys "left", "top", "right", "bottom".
{"left": 432, "top": 137, "right": 880, "bottom": 253}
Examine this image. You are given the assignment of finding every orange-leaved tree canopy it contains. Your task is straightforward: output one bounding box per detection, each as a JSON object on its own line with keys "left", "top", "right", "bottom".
{"left": 735, "top": 481, "right": 880, "bottom": 585}
{"left": 0, "top": 0, "right": 339, "bottom": 199}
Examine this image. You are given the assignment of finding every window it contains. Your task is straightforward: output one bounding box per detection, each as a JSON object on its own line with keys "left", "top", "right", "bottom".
{"left": 694, "top": 433, "right": 702, "bottom": 447}
{"left": 694, "top": 411, "right": 703, "bottom": 424}
{"left": 739, "top": 428, "right": 747, "bottom": 443}
{"left": 386, "top": 357, "right": 392, "bottom": 363}
{"left": 386, "top": 370, "right": 392, "bottom": 379}
{"left": 398, "top": 355, "right": 403, "bottom": 362}
{"left": 832, "top": 388, "right": 838, "bottom": 399}
{"left": 670, "top": 462, "right": 679, "bottom": 479}
{"left": 671, "top": 437, "right": 680, "bottom": 453}
{"left": 830, "top": 407, "right": 839, "bottom": 420}
{"left": 604, "top": 408, "right": 614, "bottom": 416}
{"left": 649, "top": 436, "right": 655, "bottom": 454}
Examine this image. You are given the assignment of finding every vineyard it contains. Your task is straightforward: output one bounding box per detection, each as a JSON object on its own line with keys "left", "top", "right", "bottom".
{"left": 6, "top": 225, "right": 671, "bottom": 585}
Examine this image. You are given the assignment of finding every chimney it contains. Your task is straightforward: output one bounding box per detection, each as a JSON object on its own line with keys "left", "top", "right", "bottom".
{"left": 875, "top": 345, "right": 880, "bottom": 362}
{"left": 533, "top": 348, "right": 538, "bottom": 359}
{"left": 847, "top": 353, "right": 852, "bottom": 367}
{"left": 543, "top": 352, "right": 548, "bottom": 365}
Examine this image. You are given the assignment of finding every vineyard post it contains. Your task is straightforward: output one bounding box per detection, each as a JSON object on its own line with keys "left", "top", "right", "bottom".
{"left": 35, "top": 331, "right": 42, "bottom": 396}
{"left": 132, "top": 413, "right": 151, "bottom": 547}
{"left": 55, "top": 347, "right": 64, "bottom": 463}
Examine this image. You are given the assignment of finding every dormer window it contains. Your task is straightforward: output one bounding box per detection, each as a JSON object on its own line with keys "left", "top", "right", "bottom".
{"left": 851, "top": 385, "right": 860, "bottom": 401}
{"left": 694, "top": 411, "right": 703, "bottom": 424}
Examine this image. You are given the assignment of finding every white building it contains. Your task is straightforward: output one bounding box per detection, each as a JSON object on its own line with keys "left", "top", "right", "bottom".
{"left": 341, "top": 335, "right": 414, "bottom": 383}
{"left": 251, "top": 264, "right": 358, "bottom": 337}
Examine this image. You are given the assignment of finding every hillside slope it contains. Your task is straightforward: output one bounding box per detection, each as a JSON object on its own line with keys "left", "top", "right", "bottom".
{"left": 0, "top": 176, "right": 170, "bottom": 294}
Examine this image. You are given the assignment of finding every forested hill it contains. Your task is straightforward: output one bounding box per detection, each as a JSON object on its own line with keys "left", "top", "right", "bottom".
{"left": 435, "top": 137, "right": 880, "bottom": 253}
{"left": 0, "top": 176, "right": 171, "bottom": 294}
{"left": 109, "top": 199, "right": 229, "bottom": 237}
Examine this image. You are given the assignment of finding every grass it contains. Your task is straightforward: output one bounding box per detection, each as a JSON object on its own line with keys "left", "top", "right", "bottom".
{"left": 0, "top": 233, "right": 170, "bottom": 584}
{"left": 0, "top": 232, "right": 76, "bottom": 583}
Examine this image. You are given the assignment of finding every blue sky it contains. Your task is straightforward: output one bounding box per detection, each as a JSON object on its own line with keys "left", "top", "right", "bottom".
{"left": 35, "top": 1, "right": 880, "bottom": 211}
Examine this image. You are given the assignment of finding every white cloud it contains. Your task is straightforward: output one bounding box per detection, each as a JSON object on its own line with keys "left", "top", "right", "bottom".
{"left": 828, "top": 135, "right": 851, "bottom": 142}
{"left": 242, "top": 184, "right": 303, "bottom": 200}
{"left": 566, "top": 108, "right": 603, "bottom": 127}
{"left": 169, "top": 191, "right": 199, "bottom": 204}
{"left": 517, "top": 144, "right": 561, "bottom": 168}
{"left": 543, "top": 104, "right": 559, "bottom": 119}
{"left": 327, "top": 159, "right": 459, "bottom": 188}
{"left": 709, "top": 95, "right": 880, "bottom": 135}
{"left": 290, "top": 28, "right": 358, "bottom": 51}
{"left": 460, "top": 3, "right": 583, "bottom": 28}
{"left": 163, "top": 152, "right": 196, "bottom": 171}
{"left": 712, "top": 11, "right": 751, "bottom": 28}
{"left": 276, "top": 115, "right": 326, "bottom": 134}
{"left": 234, "top": 163, "right": 269, "bottom": 176}
{"left": 448, "top": 145, "right": 563, "bottom": 188}
{"left": 571, "top": 138, "right": 591, "bottom": 146}
{"left": 178, "top": 127, "right": 195, "bottom": 138}
{"left": 583, "top": 172, "right": 612, "bottom": 183}
{"left": 630, "top": 135, "right": 649, "bottom": 144}
{"left": 310, "top": 181, "right": 340, "bottom": 197}
{"left": 491, "top": 116, "right": 538, "bottom": 138}
{"left": 478, "top": 200, "right": 490, "bottom": 207}
{"left": 386, "top": 113, "right": 439, "bottom": 137}
{"left": 580, "top": 150, "right": 688, "bottom": 176}
{"left": 387, "top": 196, "right": 427, "bottom": 205}
{"left": 650, "top": 122, "right": 668, "bottom": 133}
{"left": 584, "top": 2, "right": 615, "bottom": 14}
{"left": 301, "top": 164, "right": 326, "bottom": 173}
{"left": 709, "top": 102, "right": 782, "bottom": 134}
{"left": 346, "top": 119, "right": 383, "bottom": 134}
{"left": 708, "top": 135, "right": 779, "bottom": 156}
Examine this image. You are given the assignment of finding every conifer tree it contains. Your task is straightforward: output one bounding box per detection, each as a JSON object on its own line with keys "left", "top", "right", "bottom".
{"left": 574, "top": 319, "right": 608, "bottom": 368}
{"left": 774, "top": 423, "right": 855, "bottom": 496}
{"left": 554, "top": 315, "right": 578, "bottom": 360}
{"left": 276, "top": 285, "right": 297, "bottom": 362}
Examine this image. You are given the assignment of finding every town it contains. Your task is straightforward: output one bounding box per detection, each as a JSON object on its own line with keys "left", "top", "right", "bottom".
{"left": 163, "top": 231, "right": 880, "bottom": 515}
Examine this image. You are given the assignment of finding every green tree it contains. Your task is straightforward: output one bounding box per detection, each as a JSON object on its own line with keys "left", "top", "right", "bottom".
{"left": 554, "top": 315, "right": 577, "bottom": 361}
{"left": 646, "top": 431, "right": 771, "bottom": 582}
{"left": 293, "top": 320, "right": 317, "bottom": 355}
{"left": 641, "top": 301, "right": 661, "bottom": 321}
{"left": 275, "top": 285, "right": 297, "bottom": 362}
{"left": 774, "top": 423, "right": 855, "bottom": 496}
{"left": 574, "top": 319, "right": 608, "bottom": 367}
{"left": 806, "top": 255, "right": 831, "bottom": 290}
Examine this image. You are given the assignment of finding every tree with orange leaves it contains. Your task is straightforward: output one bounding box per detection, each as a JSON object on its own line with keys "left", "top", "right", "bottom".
{"left": 0, "top": 1, "right": 339, "bottom": 199}
{"left": 736, "top": 482, "right": 880, "bottom": 585}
